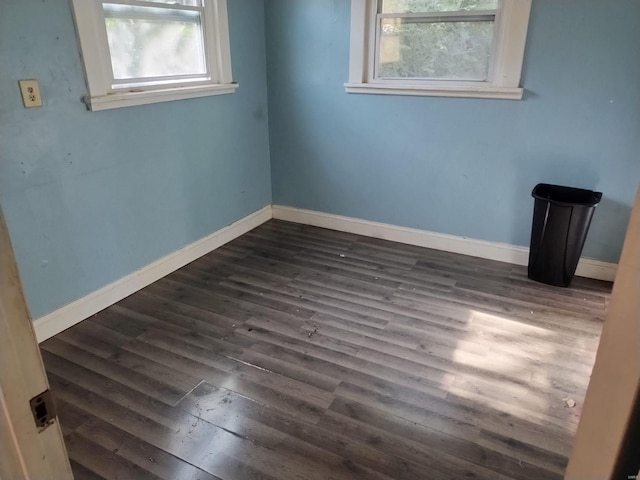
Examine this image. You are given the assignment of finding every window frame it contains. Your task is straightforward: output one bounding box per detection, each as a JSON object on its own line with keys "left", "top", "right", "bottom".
{"left": 70, "top": 0, "right": 237, "bottom": 111}
{"left": 345, "top": 0, "right": 532, "bottom": 100}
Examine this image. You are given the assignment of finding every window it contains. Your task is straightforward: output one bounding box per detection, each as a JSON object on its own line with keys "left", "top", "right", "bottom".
{"left": 71, "top": 0, "right": 237, "bottom": 111}
{"left": 346, "top": 0, "right": 532, "bottom": 99}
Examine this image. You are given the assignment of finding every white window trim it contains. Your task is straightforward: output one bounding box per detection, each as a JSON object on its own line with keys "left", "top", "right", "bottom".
{"left": 346, "top": 0, "right": 532, "bottom": 100}
{"left": 70, "top": 0, "right": 237, "bottom": 111}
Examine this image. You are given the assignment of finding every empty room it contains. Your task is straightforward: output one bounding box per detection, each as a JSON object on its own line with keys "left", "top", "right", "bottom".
{"left": 1, "top": 0, "right": 639, "bottom": 479}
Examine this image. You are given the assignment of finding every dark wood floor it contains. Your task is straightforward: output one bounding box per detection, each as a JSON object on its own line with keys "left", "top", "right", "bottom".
{"left": 41, "top": 220, "right": 611, "bottom": 480}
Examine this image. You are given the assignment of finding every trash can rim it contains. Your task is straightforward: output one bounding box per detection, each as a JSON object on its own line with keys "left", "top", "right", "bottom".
{"left": 532, "top": 183, "right": 602, "bottom": 207}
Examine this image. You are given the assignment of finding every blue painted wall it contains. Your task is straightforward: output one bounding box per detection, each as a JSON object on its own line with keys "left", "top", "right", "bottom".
{"left": 3, "top": 0, "right": 638, "bottom": 319}
{"left": 265, "top": 0, "right": 640, "bottom": 264}
{"left": 0, "top": 0, "right": 272, "bottom": 318}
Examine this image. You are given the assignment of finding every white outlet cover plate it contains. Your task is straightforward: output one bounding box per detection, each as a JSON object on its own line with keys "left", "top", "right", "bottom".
{"left": 19, "top": 79, "right": 43, "bottom": 108}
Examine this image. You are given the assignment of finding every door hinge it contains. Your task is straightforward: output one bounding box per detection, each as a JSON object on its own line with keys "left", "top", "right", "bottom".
{"left": 29, "top": 389, "right": 57, "bottom": 430}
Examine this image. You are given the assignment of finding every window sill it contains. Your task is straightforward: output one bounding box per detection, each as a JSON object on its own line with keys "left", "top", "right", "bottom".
{"left": 84, "top": 83, "right": 239, "bottom": 111}
{"left": 344, "top": 83, "right": 524, "bottom": 100}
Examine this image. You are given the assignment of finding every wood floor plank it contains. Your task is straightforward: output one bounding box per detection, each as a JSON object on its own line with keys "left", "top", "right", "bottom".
{"left": 109, "top": 349, "right": 203, "bottom": 401}
{"left": 46, "top": 368, "right": 180, "bottom": 436}
{"left": 477, "top": 428, "right": 568, "bottom": 476}
{"left": 334, "top": 381, "right": 481, "bottom": 441}
{"left": 245, "top": 225, "right": 355, "bottom": 251}
{"left": 56, "top": 320, "right": 133, "bottom": 359}
{"left": 444, "top": 389, "right": 575, "bottom": 455}
{"left": 242, "top": 331, "right": 454, "bottom": 398}
{"left": 90, "top": 307, "right": 153, "bottom": 339}
{"left": 183, "top": 382, "right": 423, "bottom": 480}
{"left": 43, "top": 338, "right": 194, "bottom": 406}
{"left": 49, "top": 372, "right": 281, "bottom": 480}
{"left": 118, "top": 292, "right": 245, "bottom": 342}
{"left": 181, "top": 382, "right": 395, "bottom": 480}
{"left": 318, "top": 409, "right": 539, "bottom": 480}
{"left": 41, "top": 220, "right": 609, "bottom": 480}
{"left": 238, "top": 348, "right": 341, "bottom": 392}
{"left": 456, "top": 277, "right": 606, "bottom": 312}
{"left": 75, "top": 416, "right": 223, "bottom": 480}
{"left": 68, "top": 460, "right": 107, "bottom": 480}
{"left": 118, "top": 336, "right": 328, "bottom": 423}
{"left": 392, "top": 284, "right": 603, "bottom": 336}
{"left": 294, "top": 269, "right": 399, "bottom": 300}
{"left": 169, "top": 264, "right": 237, "bottom": 290}
{"left": 65, "top": 431, "right": 163, "bottom": 480}
{"left": 254, "top": 335, "right": 445, "bottom": 381}
{"left": 242, "top": 315, "right": 363, "bottom": 357}
{"left": 135, "top": 331, "right": 336, "bottom": 410}
{"left": 145, "top": 278, "right": 257, "bottom": 322}
{"left": 56, "top": 397, "right": 91, "bottom": 435}
{"left": 328, "top": 396, "right": 565, "bottom": 480}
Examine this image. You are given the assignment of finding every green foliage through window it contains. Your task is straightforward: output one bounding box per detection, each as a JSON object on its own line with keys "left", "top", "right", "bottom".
{"left": 377, "top": 0, "right": 498, "bottom": 81}
{"left": 382, "top": 0, "right": 498, "bottom": 13}
{"left": 103, "top": 3, "right": 206, "bottom": 80}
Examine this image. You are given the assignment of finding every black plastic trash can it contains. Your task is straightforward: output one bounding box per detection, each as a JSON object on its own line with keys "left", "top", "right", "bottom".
{"left": 528, "top": 183, "right": 602, "bottom": 287}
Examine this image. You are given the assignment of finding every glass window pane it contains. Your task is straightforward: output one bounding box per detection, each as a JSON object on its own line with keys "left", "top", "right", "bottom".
{"left": 378, "top": 19, "right": 494, "bottom": 80}
{"left": 103, "top": 4, "right": 206, "bottom": 80}
{"left": 382, "top": 0, "right": 498, "bottom": 13}
{"left": 136, "top": 0, "right": 202, "bottom": 7}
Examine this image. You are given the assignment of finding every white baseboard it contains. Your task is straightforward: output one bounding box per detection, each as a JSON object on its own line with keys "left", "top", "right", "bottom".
{"left": 34, "top": 203, "right": 616, "bottom": 342}
{"left": 33, "top": 206, "right": 272, "bottom": 343}
{"left": 272, "top": 205, "right": 618, "bottom": 283}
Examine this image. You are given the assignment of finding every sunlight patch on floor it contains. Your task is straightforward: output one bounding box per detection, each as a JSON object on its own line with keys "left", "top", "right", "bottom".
{"left": 441, "top": 309, "right": 590, "bottom": 428}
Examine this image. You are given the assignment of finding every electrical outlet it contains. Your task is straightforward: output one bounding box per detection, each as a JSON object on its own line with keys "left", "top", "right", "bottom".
{"left": 19, "top": 79, "right": 43, "bottom": 108}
